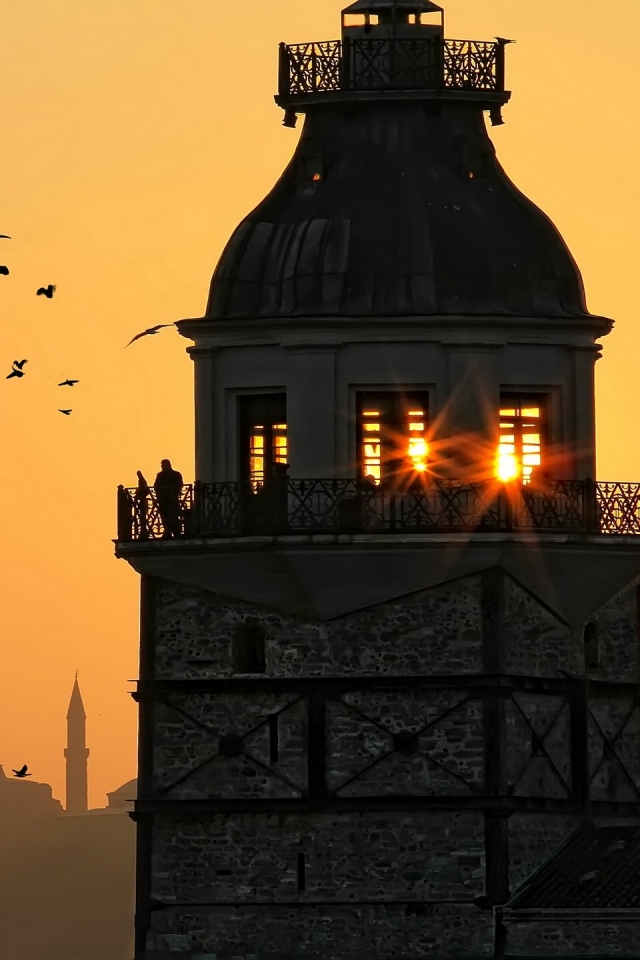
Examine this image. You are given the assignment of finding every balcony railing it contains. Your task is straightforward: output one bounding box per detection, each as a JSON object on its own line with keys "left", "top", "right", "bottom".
{"left": 278, "top": 38, "right": 505, "bottom": 100}
{"left": 117, "top": 479, "right": 640, "bottom": 543}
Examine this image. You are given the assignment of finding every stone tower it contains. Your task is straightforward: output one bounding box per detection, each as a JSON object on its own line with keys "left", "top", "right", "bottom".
{"left": 117, "top": 2, "right": 640, "bottom": 957}
{"left": 64, "top": 673, "right": 89, "bottom": 814}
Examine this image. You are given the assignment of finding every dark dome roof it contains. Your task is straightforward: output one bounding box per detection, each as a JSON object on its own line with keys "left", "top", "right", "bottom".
{"left": 206, "top": 101, "right": 589, "bottom": 320}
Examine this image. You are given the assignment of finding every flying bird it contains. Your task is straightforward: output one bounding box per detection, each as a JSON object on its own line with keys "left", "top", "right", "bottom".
{"left": 12, "top": 765, "right": 31, "bottom": 778}
{"left": 0, "top": 266, "right": 9, "bottom": 276}
{"left": 6, "top": 359, "right": 27, "bottom": 379}
{"left": 0, "top": 235, "right": 11, "bottom": 239}
{"left": 58, "top": 409, "right": 72, "bottom": 415}
{"left": 126, "top": 323, "right": 174, "bottom": 347}
{"left": 58, "top": 379, "right": 79, "bottom": 387}
{"left": 36, "top": 284, "right": 56, "bottom": 298}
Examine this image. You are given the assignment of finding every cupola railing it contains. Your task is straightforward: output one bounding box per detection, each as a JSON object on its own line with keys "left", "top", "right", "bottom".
{"left": 117, "top": 479, "right": 640, "bottom": 543}
{"left": 278, "top": 37, "right": 505, "bottom": 101}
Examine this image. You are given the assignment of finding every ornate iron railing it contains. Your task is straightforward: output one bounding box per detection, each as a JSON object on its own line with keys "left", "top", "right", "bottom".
{"left": 278, "top": 38, "right": 503, "bottom": 99}
{"left": 117, "top": 479, "right": 640, "bottom": 542}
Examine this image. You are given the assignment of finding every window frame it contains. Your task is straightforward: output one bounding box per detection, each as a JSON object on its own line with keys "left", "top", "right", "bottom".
{"left": 355, "top": 390, "right": 430, "bottom": 485}
{"left": 498, "top": 391, "right": 548, "bottom": 485}
{"left": 238, "top": 393, "right": 287, "bottom": 489}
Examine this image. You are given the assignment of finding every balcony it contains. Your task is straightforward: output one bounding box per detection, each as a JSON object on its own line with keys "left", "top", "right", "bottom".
{"left": 276, "top": 37, "right": 507, "bottom": 106}
{"left": 116, "top": 479, "right": 640, "bottom": 543}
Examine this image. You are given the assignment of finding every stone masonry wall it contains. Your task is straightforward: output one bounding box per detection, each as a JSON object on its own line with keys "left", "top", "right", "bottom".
{"left": 149, "top": 903, "right": 494, "bottom": 960}
{"left": 144, "top": 569, "right": 640, "bottom": 957}
{"left": 503, "top": 578, "right": 579, "bottom": 678}
{"left": 590, "top": 582, "right": 639, "bottom": 684}
{"left": 147, "top": 811, "right": 491, "bottom": 959}
{"left": 504, "top": 919, "right": 640, "bottom": 957}
{"left": 508, "top": 814, "right": 579, "bottom": 893}
{"left": 153, "top": 575, "right": 483, "bottom": 680}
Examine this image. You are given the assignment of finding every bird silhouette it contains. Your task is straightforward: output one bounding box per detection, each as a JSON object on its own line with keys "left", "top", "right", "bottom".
{"left": 58, "top": 379, "right": 79, "bottom": 387}
{"left": 58, "top": 409, "right": 72, "bottom": 415}
{"left": 126, "top": 323, "right": 174, "bottom": 347}
{"left": 0, "top": 235, "right": 11, "bottom": 239}
{"left": 36, "top": 284, "right": 56, "bottom": 298}
{"left": 6, "top": 359, "right": 27, "bottom": 379}
{"left": 12, "top": 765, "right": 31, "bottom": 778}
{"left": 0, "top": 266, "right": 9, "bottom": 276}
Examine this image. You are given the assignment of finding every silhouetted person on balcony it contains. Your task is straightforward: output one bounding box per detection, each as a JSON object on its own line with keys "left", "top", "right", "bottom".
{"left": 136, "top": 470, "right": 150, "bottom": 498}
{"left": 154, "top": 459, "right": 183, "bottom": 538}
{"left": 134, "top": 470, "right": 151, "bottom": 538}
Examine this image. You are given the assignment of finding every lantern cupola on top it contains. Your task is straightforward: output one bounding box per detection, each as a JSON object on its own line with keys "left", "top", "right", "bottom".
{"left": 185, "top": 0, "right": 611, "bottom": 488}
{"left": 341, "top": 0, "right": 444, "bottom": 39}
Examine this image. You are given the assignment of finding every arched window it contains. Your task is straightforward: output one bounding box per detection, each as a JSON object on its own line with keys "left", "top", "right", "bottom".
{"left": 584, "top": 622, "right": 599, "bottom": 671}
{"left": 233, "top": 623, "right": 266, "bottom": 674}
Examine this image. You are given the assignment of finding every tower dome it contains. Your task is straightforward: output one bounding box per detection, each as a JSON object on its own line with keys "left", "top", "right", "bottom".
{"left": 206, "top": 5, "right": 588, "bottom": 321}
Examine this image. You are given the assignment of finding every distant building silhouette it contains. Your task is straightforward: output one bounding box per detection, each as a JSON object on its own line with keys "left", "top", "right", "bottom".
{"left": 64, "top": 673, "right": 89, "bottom": 814}
{"left": 107, "top": 777, "right": 137, "bottom": 813}
{"left": 0, "top": 763, "right": 63, "bottom": 822}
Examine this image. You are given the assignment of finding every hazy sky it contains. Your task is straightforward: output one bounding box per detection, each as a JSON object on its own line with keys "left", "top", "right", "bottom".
{"left": 0, "top": 0, "right": 638, "bottom": 806}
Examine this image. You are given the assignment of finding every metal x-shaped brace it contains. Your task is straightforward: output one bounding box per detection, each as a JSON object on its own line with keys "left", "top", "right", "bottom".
{"left": 332, "top": 694, "right": 476, "bottom": 795}
{"left": 588, "top": 697, "right": 640, "bottom": 801}
{"left": 508, "top": 695, "right": 571, "bottom": 797}
{"left": 153, "top": 695, "right": 305, "bottom": 798}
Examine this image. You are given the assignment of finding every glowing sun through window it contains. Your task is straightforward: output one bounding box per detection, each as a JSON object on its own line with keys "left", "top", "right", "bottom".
{"left": 358, "top": 396, "right": 429, "bottom": 484}
{"left": 497, "top": 400, "right": 543, "bottom": 484}
{"left": 408, "top": 409, "right": 429, "bottom": 473}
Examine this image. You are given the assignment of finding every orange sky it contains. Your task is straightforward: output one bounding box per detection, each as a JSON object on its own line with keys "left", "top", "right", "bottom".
{"left": 0, "top": 0, "right": 638, "bottom": 807}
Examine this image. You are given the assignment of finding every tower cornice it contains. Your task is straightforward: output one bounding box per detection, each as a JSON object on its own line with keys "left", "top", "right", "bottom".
{"left": 178, "top": 313, "right": 613, "bottom": 349}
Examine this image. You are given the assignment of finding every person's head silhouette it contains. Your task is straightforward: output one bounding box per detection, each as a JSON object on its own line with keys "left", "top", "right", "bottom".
{"left": 161, "top": 459, "right": 172, "bottom": 471}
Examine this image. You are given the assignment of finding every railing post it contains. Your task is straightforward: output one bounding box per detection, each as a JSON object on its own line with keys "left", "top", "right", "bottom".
{"left": 117, "top": 485, "right": 132, "bottom": 542}
{"left": 278, "top": 42, "right": 289, "bottom": 99}
{"left": 435, "top": 35, "right": 444, "bottom": 90}
{"left": 495, "top": 39, "right": 506, "bottom": 93}
{"left": 341, "top": 36, "right": 351, "bottom": 90}
{"left": 192, "top": 480, "right": 203, "bottom": 537}
{"left": 504, "top": 485, "right": 514, "bottom": 533}
{"left": 585, "top": 477, "right": 596, "bottom": 533}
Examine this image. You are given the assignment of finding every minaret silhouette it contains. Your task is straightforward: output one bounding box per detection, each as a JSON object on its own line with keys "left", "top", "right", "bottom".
{"left": 64, "top": 672, "right": 89, "bottom": 813}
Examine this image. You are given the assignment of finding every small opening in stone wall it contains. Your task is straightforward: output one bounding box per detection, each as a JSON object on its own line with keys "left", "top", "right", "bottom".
{"left": 233, "top": 623, "right": 266, "bottom": 673}
{"left": 297, "top": 852, "right": 306, "bottom": 891}
{"left": 584, "top": 621, "right": 599, "bottom": 671}
{"left": 269, "top": 713, "right": 279, "bottom": 762}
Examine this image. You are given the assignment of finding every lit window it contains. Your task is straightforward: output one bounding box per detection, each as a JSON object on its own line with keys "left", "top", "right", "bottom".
{"left": 358, "top": 394, "right": 429, "bottom": 484}
{"left": 249, "top": 423, "right": 288, "bottom": 491}
{"left": 497, "top": 396, "right": 544, "bottom": 484}
{"left": 241, "top": 395, "right": 287, "bottom": 491}
{"left": 273, "top": 424, "right": 288, "bottom": 464}
{"left": 361, "top": 410, "right": 382, "bottom": 482}
{"left": 249, "top": 427, "right": 266, "bottom": 489}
